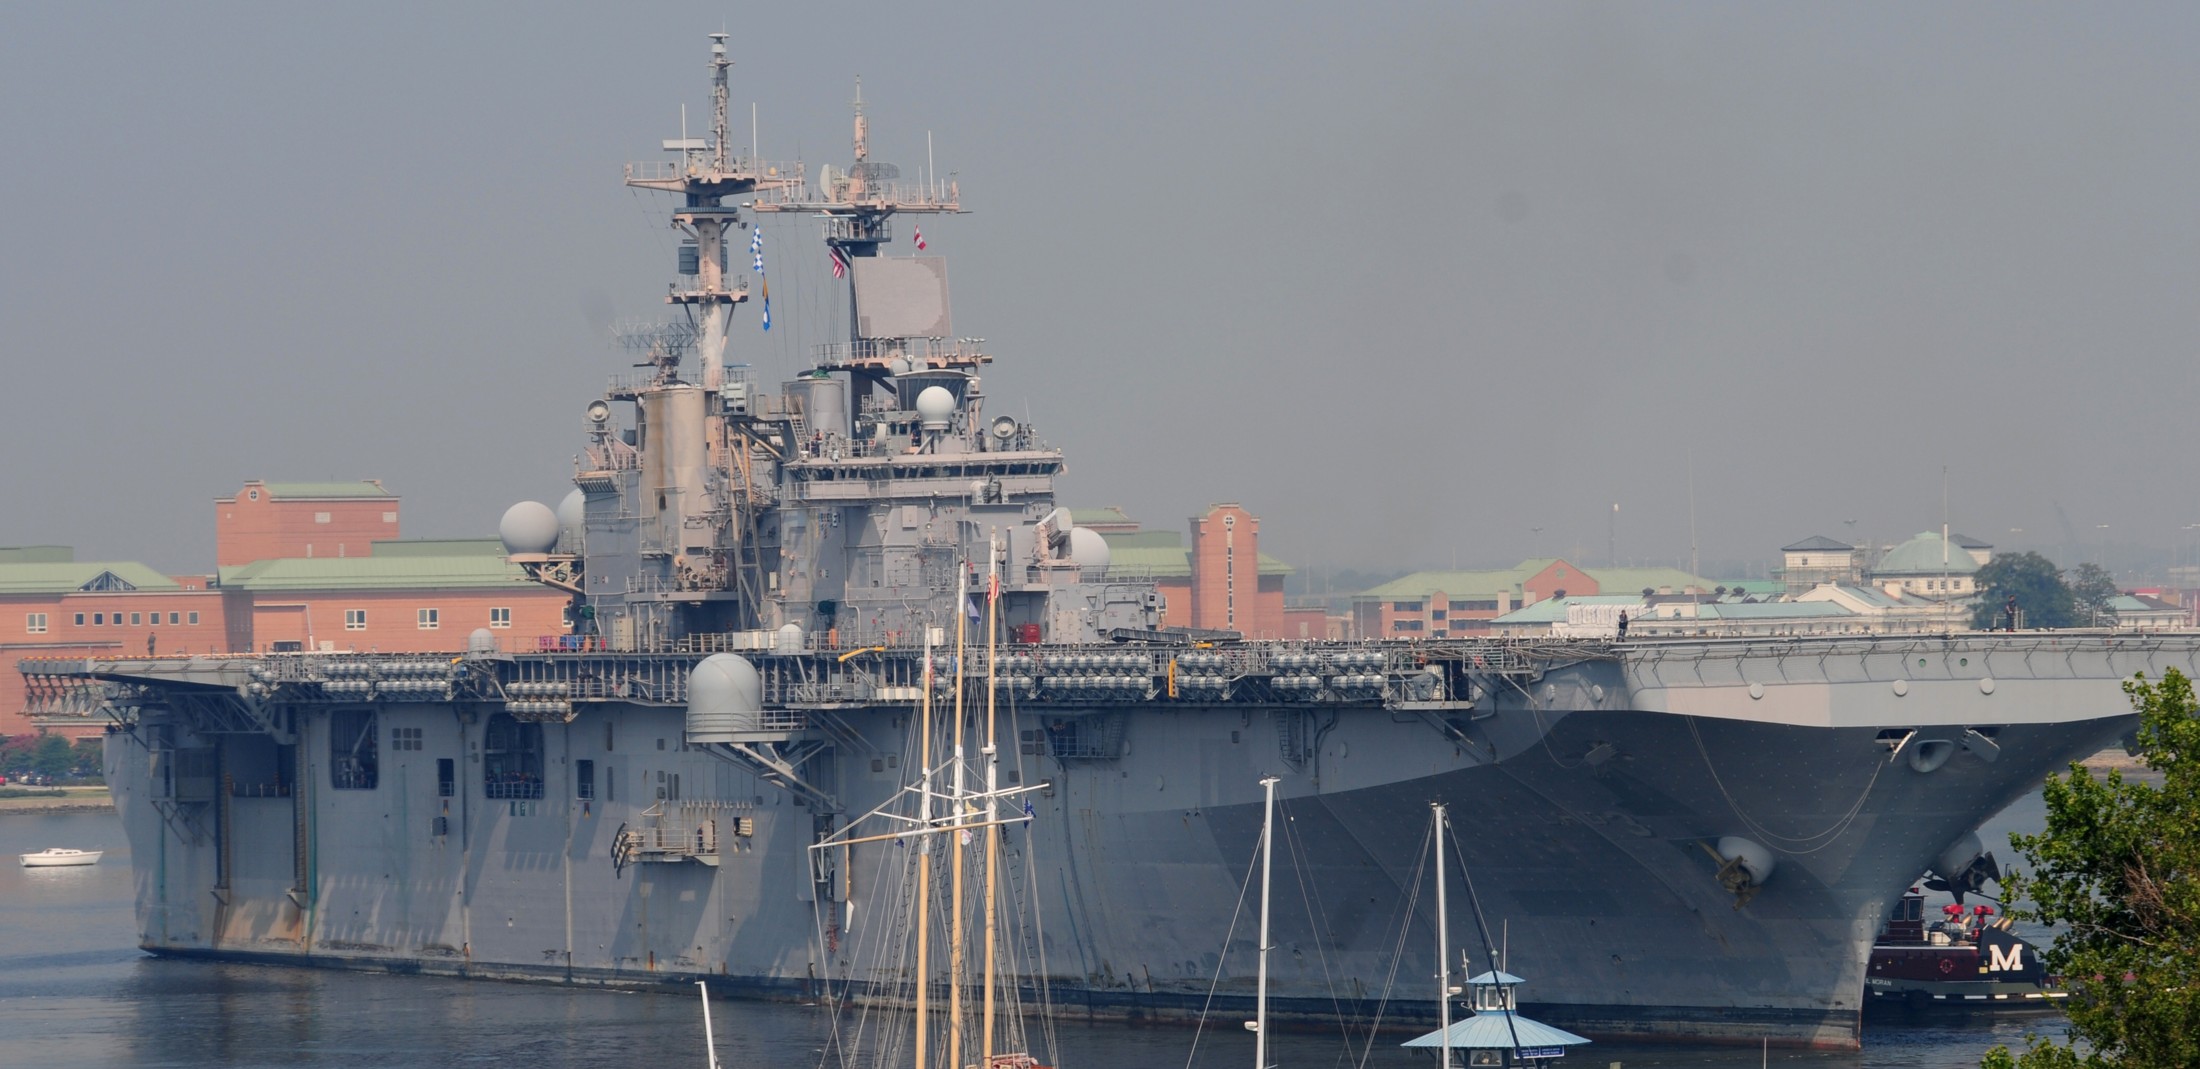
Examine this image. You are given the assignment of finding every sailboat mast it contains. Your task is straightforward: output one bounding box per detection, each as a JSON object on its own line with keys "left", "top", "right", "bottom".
{"left": 1433, "top": 803, "right": 1452, "bottom": 1069}
{"left": 917, "top": 629, "right": 935, "bottom": 1069}
{"left": 949, "top": 561, "right": 970, "bottom": 1069}
{"left": 982, "top": 535, "right": 1002, "bottom": 1067}
{"left": 698, "top": 981, "right": 720, "bottom": 1069}
{"left": 1254, "top": 775, "right": 1279, "bottom": 1069}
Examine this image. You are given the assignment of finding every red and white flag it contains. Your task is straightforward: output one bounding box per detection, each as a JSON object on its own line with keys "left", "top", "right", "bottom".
{"left": 913, "top": 225, "right": 926, "bottom": 251}
{"left": 828, "top": 246, "right": 850, "bottom": 279}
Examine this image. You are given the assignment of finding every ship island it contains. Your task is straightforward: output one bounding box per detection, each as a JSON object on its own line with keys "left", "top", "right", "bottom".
{"left": 19, "top": 35, "right": 2200, "bottom": 1050}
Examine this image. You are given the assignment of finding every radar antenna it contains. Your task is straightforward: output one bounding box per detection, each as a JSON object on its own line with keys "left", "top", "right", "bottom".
{"left": 624, "top": 34, "right": 800, "bottom": 391}
{"left": 615, "top": 319, "right": 700, "bottom": 384}
{"left": 753, "top": 80, "right": 976, "bottom": 371}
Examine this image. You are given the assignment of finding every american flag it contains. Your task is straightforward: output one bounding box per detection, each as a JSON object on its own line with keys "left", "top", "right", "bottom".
{"left": 828, "top": 246, "right": 850, "bottom": 279}
{"left": 913, "top": 225, "right": 926, "bottom": 251}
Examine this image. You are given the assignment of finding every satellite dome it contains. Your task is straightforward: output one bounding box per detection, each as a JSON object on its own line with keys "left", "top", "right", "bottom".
{"left": 1067, "top": 527, "right": 1111, "bottom": 570}
{"left": 915, "top": 386, "right": 956, "bottom": 430}
{"left": 888, "top": 356, "right": 913, "bottom": 376}
{"left": 556, "top": 489, "right": 586, "bottom": 530}
{"left": 686, "top": 654, "right": 764, "bottom": 744}
{"left": 774, "top": 623, "right": 806, "bottom": 654}
{"left": 498, "top": 501, "right": 560, "bottom": 554}
{"left": 467, "top": 628, "right": 498, "bottom": 655}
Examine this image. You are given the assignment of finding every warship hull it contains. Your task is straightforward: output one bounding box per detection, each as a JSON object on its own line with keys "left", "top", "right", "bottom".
{"left": 82, "top": 634, "right": 2192, "bottom": 1049}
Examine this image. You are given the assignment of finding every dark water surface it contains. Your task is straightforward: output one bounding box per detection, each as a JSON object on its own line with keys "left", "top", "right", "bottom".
{"left": 0, "top": 803, "right": 2064, "bottom": 1068}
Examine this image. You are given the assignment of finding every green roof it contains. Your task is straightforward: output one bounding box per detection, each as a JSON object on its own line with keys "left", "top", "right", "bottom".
{"left": 1873, "top": 532, "right": 1980, "bottom": 576}
{"left": 1069, "top": 507, "right": 1136, "bottom": 527}
{"left": 254, "top": 481, "right": 394, "bottom": 499}
{"left": 371, "top": 538, "right": 505, "bottom": 558}
{"left": 0, "top": 561, "right": 181, "bottom": 595}
{"left": 1105, "top": 545, "right": 1194, "bottom": 578}
{"left": 0, "top": 545, "right": 74, "bottom": 565}
{"left": 1583, "top": 567, "right": 1715, "bottom": 594}
{"left": 219, "top": 555, "right": 531, "bottom": 592}
{"left": 1100, "top": 530, "right": 1186, "bottom": 549}
{"left": 1091, "top": 532, "right": 1292, "bottom": 578}
{"left": 1359, "top": 568, "right": 1536, "bottom": 600}
{"left": 1493, "top": 594, "right": 1642, "bottom": 624}
{"left": 1358, "top": 561, "right": 1716, "bottom": 600}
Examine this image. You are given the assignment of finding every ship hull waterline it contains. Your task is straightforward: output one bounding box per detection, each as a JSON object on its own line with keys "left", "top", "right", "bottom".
{"left": 105, "top": 694, "right": 2129, "bottom": 1051}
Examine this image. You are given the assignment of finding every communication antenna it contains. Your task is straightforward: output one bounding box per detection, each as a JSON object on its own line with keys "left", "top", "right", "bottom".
{"left": 615, "top": 319, "right": 700, "bottom": 381}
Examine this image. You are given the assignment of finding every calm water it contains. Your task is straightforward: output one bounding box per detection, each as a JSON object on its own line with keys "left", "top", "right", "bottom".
{"left": 0, "top": 804, "right": 2063, "bottom": 1069}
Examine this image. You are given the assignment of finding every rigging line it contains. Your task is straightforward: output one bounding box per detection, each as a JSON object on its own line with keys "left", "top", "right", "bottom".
{"left": 1276, "top": 795, "right": 1357, "bottom": 1051}
{"left": 1352, "top": 823, "right": 1431, "bottom": 1069}
{"left": 1685, "top": 716, "right": 1883, "bottom": 852}
{"left": 1005, "top": 684, "right": 1061, "bottom": 1066}
{"left": 1180, "top": 828, "right": 1265, "bottom": 1069}
{"left": 1444, "top": 818, "right": 1525, "bottom": 1061}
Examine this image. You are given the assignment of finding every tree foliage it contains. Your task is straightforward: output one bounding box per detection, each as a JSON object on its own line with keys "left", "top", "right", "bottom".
{"left": 2067, "top": 563, "right": 2121, "bottom": 627}
{"left": 1981, "top": 670, "right": 2200, "bottom": 1069}
{"left": 30, "top": 735, "right": 72, "bottom": 777}
{"left": 1972, "top": 551, "right": 2077, "bottom": 629}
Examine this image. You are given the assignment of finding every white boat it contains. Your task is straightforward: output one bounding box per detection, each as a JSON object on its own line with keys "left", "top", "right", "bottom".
{"left": 19, "top": 847, "right": 102, "bottom": 868}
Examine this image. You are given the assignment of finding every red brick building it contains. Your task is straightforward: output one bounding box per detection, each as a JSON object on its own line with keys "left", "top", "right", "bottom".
{"left": 215, "top": 480, "right": 399, "bottom": 566}
{"left": 1081, "top": 504, "right": 1301, "bottom": 639}
{"left": 4, "top": 481, "right": 570, "bottom": 739}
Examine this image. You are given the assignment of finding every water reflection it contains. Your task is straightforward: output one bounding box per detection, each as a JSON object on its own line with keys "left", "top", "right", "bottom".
{"left": 0, "top": 799, "right": 2072, "bottom": 1068}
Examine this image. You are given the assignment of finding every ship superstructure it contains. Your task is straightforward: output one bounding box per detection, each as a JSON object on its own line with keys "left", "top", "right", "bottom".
{"left": 24, "top": 38, "right": 2200, "bottom": 1050}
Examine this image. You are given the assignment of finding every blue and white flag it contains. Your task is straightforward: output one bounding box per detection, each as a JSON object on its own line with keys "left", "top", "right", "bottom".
{"left": 749, "top": 228, "right": 772, "bottom": 331}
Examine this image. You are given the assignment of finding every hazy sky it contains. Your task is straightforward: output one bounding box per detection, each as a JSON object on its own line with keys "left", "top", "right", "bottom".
{"left": 4, "top": 3, "right": 2197, "bottom": 577}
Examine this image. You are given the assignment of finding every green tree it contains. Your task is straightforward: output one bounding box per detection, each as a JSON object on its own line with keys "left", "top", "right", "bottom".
{"left": 2068, "top": 563, "right": 2120, "bottom": 627}
{"left": 1981, "top": 670, "right": 2200, "bottom": 1069}
{"left": 1972, "top": 551, "right": 2076, "bottom": 629}
{"left": 69, "top": 737, "right": 103, "bottom": 780}
{"left": 30, "top": 734, "right": 72, "bottom": 778}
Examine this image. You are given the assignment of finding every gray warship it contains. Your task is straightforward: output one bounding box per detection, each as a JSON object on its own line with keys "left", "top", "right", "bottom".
{"left": 24, "top": 37, "right": 2200, "bottom": 1050}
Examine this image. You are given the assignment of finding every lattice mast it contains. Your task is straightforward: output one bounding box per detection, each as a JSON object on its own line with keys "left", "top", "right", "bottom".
{"left": 624, "top": 33, "right": 798, "bottom": 391}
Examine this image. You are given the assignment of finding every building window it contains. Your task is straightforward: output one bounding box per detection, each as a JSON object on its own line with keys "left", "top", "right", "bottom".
{"left": 483, "top": 713, "right": 543, "bottom": 799}
{"left": 392, "top": 726, "right": 423, "bottom": 751}
{"left": 437, "top": 758, "right": 455, "bottom": 798}
{"left": 345, "top": 609, "right": 368, "bottom": 631}
{"left": 1392, "top": 619, "right": 1424, "bottom": 632}
{"left": 576, "top": 759, "right": 595, "bottom": 800}
{"left": 489, "top": 607, "right": 512, "bottom": 629}
{"left": 131, "top": 612, "right": 142, "bottom": 625}
{"left": 315, "top": 511, "right": 332, "bottom": 524}
{"left": 1431, "top": 610, "right": 1447, "bottom": 620}
{"left": 330, "top": 709, "right": 379, "bottom": 790}
{"left": 383, "top": 511, "right": 397, "bottom": 524}
{"left": 168, "top": 612, "right": 180, "bottom": 625}
{"left": 73, "top": 613, "right": 85, "bottom": 626}
{"left": 26, "top": 613, "right": 48, "bottom": 634}
{"left": 1392, "top": 601, "right": 1424, "bottom": 613}
{"left": 418, "top": 608, "right": 439, "bottom": 630}
{"left": 92, "top": 613, "right": 104, "bottom": 625}
{"left": 188, "top": 611, "right": 199, "bottom": 624}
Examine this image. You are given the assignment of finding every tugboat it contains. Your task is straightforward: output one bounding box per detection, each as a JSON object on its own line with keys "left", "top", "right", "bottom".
{"left": 1863, "top": 886, "right": 2064, "bottom": 1009}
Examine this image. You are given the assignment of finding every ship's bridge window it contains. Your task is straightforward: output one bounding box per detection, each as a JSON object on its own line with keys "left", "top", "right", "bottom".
{"left": 483, "top": 713, "right": 544, "bottom": 800}
{"left": 330, "top": 709, "right": 379, "bottom": 790}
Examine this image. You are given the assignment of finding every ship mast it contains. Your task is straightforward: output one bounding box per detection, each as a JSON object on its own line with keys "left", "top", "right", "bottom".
{"left": 751, "top": 81, "right": 975, "bottom": 365}
{"left": 623, "top": 33, "right": 797, "bottom": 391}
